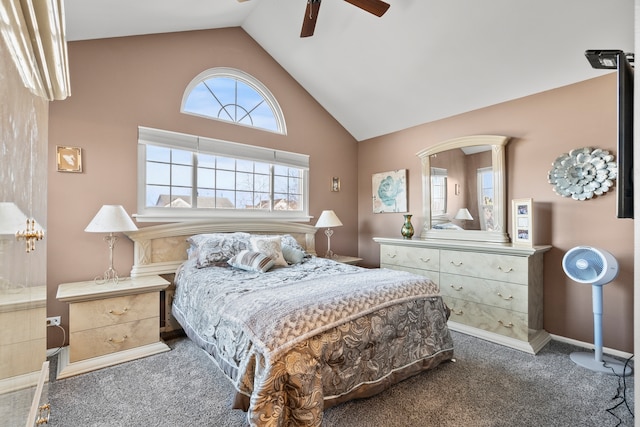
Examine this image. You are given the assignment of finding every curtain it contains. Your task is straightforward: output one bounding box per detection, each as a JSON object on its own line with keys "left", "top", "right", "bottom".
{"left": 0, "top": 0, "right": 70, "bottom": 100}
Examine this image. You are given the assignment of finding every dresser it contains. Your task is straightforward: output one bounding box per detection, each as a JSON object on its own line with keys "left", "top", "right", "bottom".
{"left": 56, "top": 275, "right": 170, "bottom": 379}
{"left": 374, "top": 237, "right": 551, "bottom": 354}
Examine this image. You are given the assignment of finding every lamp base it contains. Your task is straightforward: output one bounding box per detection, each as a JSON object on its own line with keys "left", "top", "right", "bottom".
{"left": 94, "top": 267, "right": 120, "bottom": 285}
{"left": 94, "top": 233, "right": 120, "bottom": 285}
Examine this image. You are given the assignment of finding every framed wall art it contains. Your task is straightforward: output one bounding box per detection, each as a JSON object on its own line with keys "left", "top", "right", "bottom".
{"left": 512, "top": 198, "right": 533, "bottom": 247}
{"left": 331, "top": 177, "right": 341, "bottom": 192}
{"left": 372, "top": 169, "right": 407, "bottom": 213}
{"left": 56, "top": 146, "right": 83, "bottom": 173}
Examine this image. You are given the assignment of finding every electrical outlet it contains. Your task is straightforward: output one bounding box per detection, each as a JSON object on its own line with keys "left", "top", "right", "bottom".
{"left": 46, "top": 316, "right": 61, "bottom": 327}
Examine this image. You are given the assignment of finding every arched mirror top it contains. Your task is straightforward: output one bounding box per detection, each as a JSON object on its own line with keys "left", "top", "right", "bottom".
{"left": 416, "top": 135, "right": 511, "bottom": 244}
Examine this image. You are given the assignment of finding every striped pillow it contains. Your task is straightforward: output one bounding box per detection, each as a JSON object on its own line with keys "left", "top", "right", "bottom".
{"left": 227, "top": 250, "right": 275, "bottom": 273}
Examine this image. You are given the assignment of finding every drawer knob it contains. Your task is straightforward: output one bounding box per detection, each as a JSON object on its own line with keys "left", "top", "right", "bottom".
{"left": 497, "top": 292, "right": 513, "bottom": 301}
{"left": 108, "top": 335, "right": 128, "bottom": 344}
{"left": 386, "top": 252, "right": 397, "bottom": 259}
{"left": 109, "top": 308, "right": 129, "bottom": 316}
{"left": 451, "top": 308, "right": 463, "bottom": 315}
{"left": 449, "top": 284, "right": 463, "bottom": 291}
{"left": 497, "top": 266, "right": 514, "bottom": 273}
{"left": 419, "top": 257, "right": 431, "bottom": 263}
{"left": 449, "top": 260, "right": 463, "bottom": 267}
{"left": 498, "top": 320, "right": 514, "bottom": 328}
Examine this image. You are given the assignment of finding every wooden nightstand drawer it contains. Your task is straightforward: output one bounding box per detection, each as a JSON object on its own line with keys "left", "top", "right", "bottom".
{"left": 0, "top": 339, "right": 46, "bottom": 378}
{"left": 0, "top": 306, "right": 46, "bottom": 346}
{"left": 69, "top": 292, "right": 158, "bottom": 332}
{"left": 69, "top": 317, "right": 159, "bottom": 362}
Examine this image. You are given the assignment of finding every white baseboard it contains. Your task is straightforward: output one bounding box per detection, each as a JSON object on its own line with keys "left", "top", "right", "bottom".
{"left": 550, "top": 334, "right": 633, "bottom": 360}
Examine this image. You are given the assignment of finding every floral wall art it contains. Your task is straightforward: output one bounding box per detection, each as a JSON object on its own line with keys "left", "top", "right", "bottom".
{"left": 372, "top": 169, "right": 407, "bottom": 213}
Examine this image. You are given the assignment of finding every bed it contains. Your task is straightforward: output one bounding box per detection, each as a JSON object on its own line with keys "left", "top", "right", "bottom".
{"left": 125, "top": 220, "right": 454, "bottom": 427}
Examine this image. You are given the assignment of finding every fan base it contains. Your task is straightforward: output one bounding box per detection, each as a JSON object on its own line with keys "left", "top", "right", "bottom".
{"left": 570, "top": 352, "right": 633, "bottom": 376}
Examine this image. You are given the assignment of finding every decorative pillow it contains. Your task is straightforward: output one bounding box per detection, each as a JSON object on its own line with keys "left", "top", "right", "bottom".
{"left": 250, "top": 236, "right": 288, "bottom": 266}
{"left": 187, "top": 232, "right": 251, "bottom": 268}
{"left": 281, "top": 234, "right": 306, "bottom": 252}
{"left": 228, "top": 250, "right": 275, "bottom": 273}
{"left": 282, "top": 244, "right": 306, "bottom": 265}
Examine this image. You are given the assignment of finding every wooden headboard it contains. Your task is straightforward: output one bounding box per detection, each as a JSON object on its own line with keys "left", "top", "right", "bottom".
{"left": 124, "top": 220, "right": 318, "bottom": 278}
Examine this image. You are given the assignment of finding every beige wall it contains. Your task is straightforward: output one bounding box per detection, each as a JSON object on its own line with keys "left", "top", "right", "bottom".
{"left": 358, "top": 74, "right": 634, "bottom": 352}
{"left": 47, "top": 28, "right": 358, "bottom": 347}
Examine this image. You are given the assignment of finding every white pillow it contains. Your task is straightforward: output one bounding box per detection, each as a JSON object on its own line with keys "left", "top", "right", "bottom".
{"left": 250, "top": 236, "right": 288, "bottom": 267}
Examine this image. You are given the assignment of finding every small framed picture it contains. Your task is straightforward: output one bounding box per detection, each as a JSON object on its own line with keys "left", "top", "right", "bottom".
{"left": 512, "top": 198, "right": 533, "bottom": 247}
{"left": 331, "top": 177, "right": 341, "bottom": 192}
{"left": 56, "top": 146, "right": 83, "bottom": 173}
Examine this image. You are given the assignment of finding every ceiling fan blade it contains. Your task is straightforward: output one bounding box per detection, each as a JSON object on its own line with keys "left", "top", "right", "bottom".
{"left": 343, "top": 0, "right": 390, "bottom": 17}
{"left": 300, "top": 1, "right": 321, "bottom": 38}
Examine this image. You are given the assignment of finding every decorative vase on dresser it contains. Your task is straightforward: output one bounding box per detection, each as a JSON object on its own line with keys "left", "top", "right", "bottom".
{"left": 400, "top": 214, "right": 414, "bottom": 239}
{"left": 374, "top": 237, "right": 552, "bottom": 354}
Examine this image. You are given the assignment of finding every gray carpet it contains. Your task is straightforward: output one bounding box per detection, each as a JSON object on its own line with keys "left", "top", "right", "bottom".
{"left": 45, "top": 331, "right": 634, "bottom": 426}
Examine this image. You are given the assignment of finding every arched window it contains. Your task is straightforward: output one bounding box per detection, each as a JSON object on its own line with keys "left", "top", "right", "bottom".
{"left": 181, "top": 67, "right": 286, "bottom": 134}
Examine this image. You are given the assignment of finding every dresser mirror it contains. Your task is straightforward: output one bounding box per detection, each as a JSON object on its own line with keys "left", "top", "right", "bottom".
{"left": 416, "top": 135, "right": 511, "bottom": 243}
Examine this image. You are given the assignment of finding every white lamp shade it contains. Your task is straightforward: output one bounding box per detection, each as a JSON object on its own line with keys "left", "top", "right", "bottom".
{"left": 315, "top": 210, "right": 343, "bottom": 228}
{"left": 85, "top": 205, "right": 138, "bottom": 233}
{"left": 454, "top": 208, "right": 474, "bottom": 221}
{"left": 0, "top": 202, "right": 29, "bottom": 236}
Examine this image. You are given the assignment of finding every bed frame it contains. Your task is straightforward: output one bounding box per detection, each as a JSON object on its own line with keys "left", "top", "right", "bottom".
{"left": 124, "top": 219, "right": 318, "bottom": 278}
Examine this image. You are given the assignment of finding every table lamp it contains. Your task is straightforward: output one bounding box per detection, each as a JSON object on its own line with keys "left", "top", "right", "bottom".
{"left": 315, "top": 210, "right": 343, "bottom": 259}
{"left": 454, "top": 208, "right": 473, "bottom": 229}
{"left": 85, "top": 205, "right": 138, "bottom": 284}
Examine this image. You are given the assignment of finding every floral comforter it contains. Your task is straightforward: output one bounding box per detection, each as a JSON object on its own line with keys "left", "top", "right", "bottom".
{"left": 172, "top": 256, "right": 453, "bottom": 427}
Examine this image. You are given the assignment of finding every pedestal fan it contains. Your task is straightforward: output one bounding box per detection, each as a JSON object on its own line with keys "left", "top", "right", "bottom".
{"left": 562, "top": 246, "right": 632, "bottom": 376}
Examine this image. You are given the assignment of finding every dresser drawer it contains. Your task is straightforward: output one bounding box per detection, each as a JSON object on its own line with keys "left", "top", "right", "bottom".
{"left": 380, "top": 264, "right": 439, "bottom": 285}
{"left": 444, "top": 297, "right": 527, "bottom": 341}
{"left": 380, "top": 244, "right": 439, "bottom": 272}
{"left": 69, "top": 317, "right": 159, "bottom": 362}
{"left": 440, "top": 250, "right": 528, "bottom": 285}
{"left": 440, "top": 273, "right": 527, "bottom": 312}
{"left": 70, "top": 292, "right": 159, "bottom": 332}
{"left": 0, "top": 306, "right": 46, "bottom": 346}
{"left": 0, "top": 338, "right": 46, "bottom": 377}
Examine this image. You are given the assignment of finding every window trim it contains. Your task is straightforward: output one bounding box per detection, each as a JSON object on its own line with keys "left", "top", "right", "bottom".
{"left": 180, "top": 67, "right": 287, "bottom": 135}
{"left": 135, "top": 126, "right": 309, "bottom": 223}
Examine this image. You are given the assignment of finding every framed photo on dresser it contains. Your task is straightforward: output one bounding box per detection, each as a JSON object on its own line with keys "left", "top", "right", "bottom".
{"left": 512, "top": 198, "right": 533, "bottom": 247}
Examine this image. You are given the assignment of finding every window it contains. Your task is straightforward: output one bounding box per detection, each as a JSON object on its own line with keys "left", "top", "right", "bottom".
{"left": 136, "top": 127, "right": 309, "bottom": 222}
{"left": 477, "top": 167, "right": 494, "bottom": 231}
{"left": 430, "top": 167, "right": 448, "bottom": 216}
{"left": 181, "top": 68, "right": 286, "bottom": 134}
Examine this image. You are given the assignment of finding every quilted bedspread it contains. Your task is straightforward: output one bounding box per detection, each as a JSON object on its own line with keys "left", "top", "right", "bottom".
{"left": 172, "top": 256, "right": 453, "bottom": 427}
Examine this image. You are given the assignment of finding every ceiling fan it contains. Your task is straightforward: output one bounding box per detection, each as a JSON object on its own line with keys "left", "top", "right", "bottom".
{"left": 238, "top": 0, "right": 390, "bottom": 38}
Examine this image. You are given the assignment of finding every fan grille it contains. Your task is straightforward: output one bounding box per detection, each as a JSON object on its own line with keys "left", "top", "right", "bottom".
{"left": 563, "top": 249, "right": 604, "bottom": 282}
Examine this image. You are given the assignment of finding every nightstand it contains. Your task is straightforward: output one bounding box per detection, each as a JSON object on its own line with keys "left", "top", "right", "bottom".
{"left": 56, "top": 275, "right": 170, "bottom": 379}
{"left": 331, "top": 255, "right": 363, "bottom": 265}
{"left": 0, "top": 286, "right": 46, "bottom": 393}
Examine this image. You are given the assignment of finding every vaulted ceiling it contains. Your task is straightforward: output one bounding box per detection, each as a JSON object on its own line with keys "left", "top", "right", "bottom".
{"left": 63, "top": 0, "right": 634, "bottom": 141}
